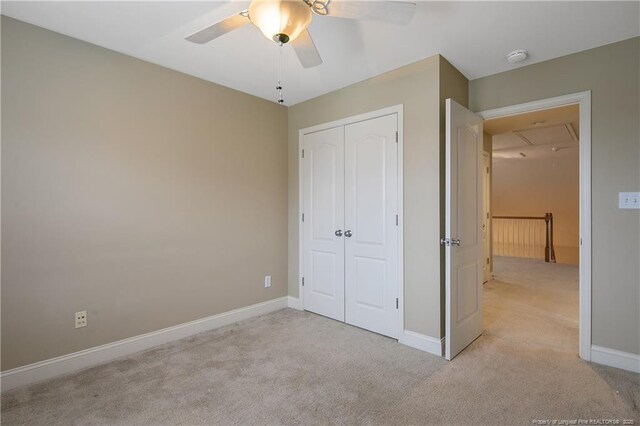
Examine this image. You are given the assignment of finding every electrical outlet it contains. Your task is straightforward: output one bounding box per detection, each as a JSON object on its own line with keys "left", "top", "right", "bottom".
{"left": 619, "top": 192, "right": 640, "bottom": 209}
{"left": 75, "top": 310, "right": 87, "bottom": 328}
{"left": 264, "top": 275, "right": 272, "bottom": 288}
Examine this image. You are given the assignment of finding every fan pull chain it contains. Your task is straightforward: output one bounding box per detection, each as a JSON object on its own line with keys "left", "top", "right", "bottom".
{"left": 276, "top": 42, "right": 284, "bottom": 104}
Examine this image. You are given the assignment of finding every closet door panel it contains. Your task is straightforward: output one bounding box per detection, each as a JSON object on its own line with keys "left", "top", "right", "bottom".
{"left": 302, "top": 127, "right": 345, "bottom": 321}
{"left": 344, "top": 114, "right": 398, "bottom": 338}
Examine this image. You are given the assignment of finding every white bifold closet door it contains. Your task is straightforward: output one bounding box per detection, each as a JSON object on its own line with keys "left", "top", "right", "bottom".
{"left": 302, "top": 113, "right": 398, "bottom": 339}
{"left": 302, "top": 126, "right": 345, "bottom": 322}
{"left": 344, "top": 114, "right": 398, "bottom": 338}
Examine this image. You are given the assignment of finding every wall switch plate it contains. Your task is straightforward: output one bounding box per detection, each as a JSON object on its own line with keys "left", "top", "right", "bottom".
{"left": 619, "top": 192, "right": 640, "bottom": 209}
{"left": 264, "top": 275, "right": 272, "bottom": 288}
{"left": 75, "top": 310, "right": 87, "bottom": 328}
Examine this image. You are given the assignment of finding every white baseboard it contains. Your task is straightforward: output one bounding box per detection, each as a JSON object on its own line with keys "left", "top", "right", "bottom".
{"left": 591, "top": 345, "right": 640, "bottom": 373}
{"left": 398, "top": 330, "right": 444, "bottom": 357}
{"left": 1, "top": 296, "right": 289, "bottom": 392}
{"left": 286, "top": 301, "right": 444, "bottom": 357}
{"left": 287, "top": 296, "right": 303, "bottom": 311}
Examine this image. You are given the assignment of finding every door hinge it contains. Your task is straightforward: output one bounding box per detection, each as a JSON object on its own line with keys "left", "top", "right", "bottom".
{"left": 396, "top": 215, "right": 398, "bottom": 226}
{"left": 302, "top": 277, "right": 305, "bottom": 286}
{"left": 396, "top": 298, "right": 399, "bottom": 309}
{"left": 395, "top": 131, "right": 398, "bottom": 143}
{"left": 301, "top": 149, "right": 305, "bottom": 158}
{"left": 302, "top": 213, "right": 305, "bottom": 222}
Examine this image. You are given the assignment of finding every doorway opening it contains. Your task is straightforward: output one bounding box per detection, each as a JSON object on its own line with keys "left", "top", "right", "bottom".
{"left": 478, "top": 93, "right": 591, "bottom": 361}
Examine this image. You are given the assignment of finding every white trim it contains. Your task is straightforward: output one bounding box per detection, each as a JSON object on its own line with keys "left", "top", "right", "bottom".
{"left": 482, "top": 150, "right": 492, "bottom": 277}
{"left": 396, "top": 108, "right": 405, "bottom": 341}
{"left": 478, "top": 91, "right": 592, "bottom": 361}
{"left": 297, "top": 105, "right": 405, "bottom": 340}
{"left": 287, "top": 296, "right": 303, "bottom": 311}
{"left": 298, "top": 105, "right": 404, "bottom": 136}
{"left": 591, "top": 345, "right": 640, "bottom": 373}
{"left": 298, "top": 127, "right": 305, "bottom": 310}
{"left": 398, "top": 330, "right": 444, "bottom": 357}
{"left": 479, "top": 92, "right": 587, "bottom": 120}
{"left": 1, "top": 297, "right": 289, "bottom": 392}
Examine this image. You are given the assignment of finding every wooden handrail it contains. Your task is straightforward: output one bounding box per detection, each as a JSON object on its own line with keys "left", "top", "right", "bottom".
{"left": 493, "top": 215, "right": 545, "bottom": 220}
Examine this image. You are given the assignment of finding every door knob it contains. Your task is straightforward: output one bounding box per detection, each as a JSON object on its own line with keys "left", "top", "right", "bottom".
{"left": 344, "top": 230, "right": 353, "bottom": 238}
{"left": 451, "top": 238, "right": 461, "bottom": 246}
{"left": 335, "top": 230, "right": 343, "bottom": 237}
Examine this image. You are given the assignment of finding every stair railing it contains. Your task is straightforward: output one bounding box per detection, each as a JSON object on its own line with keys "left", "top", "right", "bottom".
{"left": 492, "top": 213, "right": 556, "bottom": 263}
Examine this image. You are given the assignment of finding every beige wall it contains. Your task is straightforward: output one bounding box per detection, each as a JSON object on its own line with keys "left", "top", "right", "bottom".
{"left": 470, "top": 37, "right": 640, "bottom": 355}
{"left": 1, "top": 17, "right": 289, "bottom": 370}
{"left": 492, "top": 154, "right": 579, "bottom": 265}
{"left": 288, "top": 55, "right": 467, "bottom": 338}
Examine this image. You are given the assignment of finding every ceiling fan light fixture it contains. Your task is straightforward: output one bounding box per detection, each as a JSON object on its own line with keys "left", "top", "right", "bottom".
{"left": 248, "top": 0, "right": 312, "bottom": 44}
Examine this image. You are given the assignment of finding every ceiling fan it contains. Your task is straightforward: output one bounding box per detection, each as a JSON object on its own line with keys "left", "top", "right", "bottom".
{"left": 185, "top": 0, "right": 417, "bottom": 69}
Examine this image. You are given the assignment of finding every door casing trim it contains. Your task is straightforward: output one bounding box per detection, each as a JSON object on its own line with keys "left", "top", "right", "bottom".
{"left": 298, "top": 104, "right": 404, "bottom": 340}
{"left": 482, "top": 150, "right": 491, "bottom": 282}
{"left": 477, "top": 91, "right": 592, "bottom": 361}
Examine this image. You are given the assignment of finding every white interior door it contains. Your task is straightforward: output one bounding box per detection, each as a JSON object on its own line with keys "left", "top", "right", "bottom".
{"left": 445, "top": 99, "right": 484, "bottom": 360}
{"left": 344, "top": 114, "right": 399, "bottom": 338}
{"left": 302, "top": 127, "right": 345, "bottom": 322}
{"left": 482, "top": 152, "right": 491, "bottom": 283}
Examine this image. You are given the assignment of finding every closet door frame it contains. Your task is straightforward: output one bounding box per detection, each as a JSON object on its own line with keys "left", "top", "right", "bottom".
{"left": 298, "top": 104, "right": 404, "bottom": 340}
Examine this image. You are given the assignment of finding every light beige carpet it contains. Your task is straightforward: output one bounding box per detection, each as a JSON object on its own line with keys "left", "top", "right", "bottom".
{"left": 2, "top": 257, "right": 638, "bottom": 425}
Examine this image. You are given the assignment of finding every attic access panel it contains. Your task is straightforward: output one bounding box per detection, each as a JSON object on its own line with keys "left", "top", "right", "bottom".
{"left": 514, "top": 123, "right": 578, "bottom": 145}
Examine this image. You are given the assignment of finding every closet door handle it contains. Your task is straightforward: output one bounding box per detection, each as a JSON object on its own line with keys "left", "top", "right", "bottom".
{"left": 344, "top": 230, "right": 353, "bottom": 238}
{"left": 335, "top": 230, "right": 343, "bottom": 237}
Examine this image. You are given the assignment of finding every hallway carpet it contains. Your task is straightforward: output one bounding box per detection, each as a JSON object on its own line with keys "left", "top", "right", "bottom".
{"left": 2, "top": 257, "right": 638, "bottom": 424}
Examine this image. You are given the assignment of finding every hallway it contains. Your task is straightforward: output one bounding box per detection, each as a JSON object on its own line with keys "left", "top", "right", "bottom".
{"left": 480, "top": 256, "right": 638, "bottom": 418}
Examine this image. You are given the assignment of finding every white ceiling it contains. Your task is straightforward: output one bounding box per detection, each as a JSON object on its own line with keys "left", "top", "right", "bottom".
{"left": 492, "top": 124, "right": 579, "bottom": 161}
{"left": 2, "top": 1, "right": 639, "bottom": 105}
{"left": 487, "top": 104, "right": 580, "bottom": 161}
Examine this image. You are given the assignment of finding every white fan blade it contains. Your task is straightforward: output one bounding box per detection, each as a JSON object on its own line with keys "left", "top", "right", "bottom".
{"left": 326, "top": 1, "right": 416, "bottom": 24}
{"left": 186, "top": 12, "right": 249, "bottom": 44}
{"left": 291, "top": 29, "right": 323, "bottom": 69}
